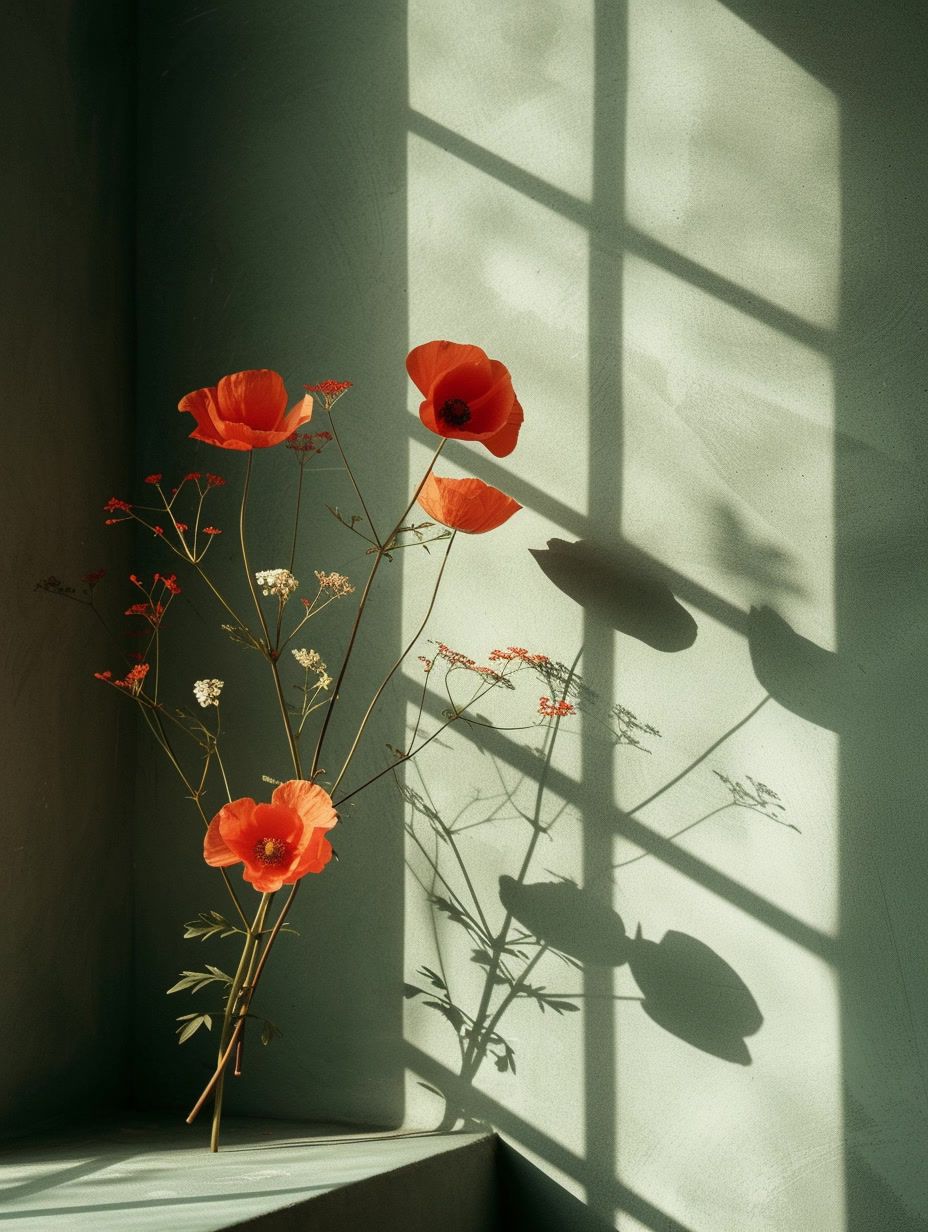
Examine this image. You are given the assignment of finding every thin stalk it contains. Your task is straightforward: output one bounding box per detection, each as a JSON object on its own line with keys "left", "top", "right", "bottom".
{"left": 238, "top": 453, "right": 302, "bottom": 778}
{"left": 461, "top": 652, "right": 580, "bottom": 1072}
{"left": 139, "top": 704, "right": 248, "bottom": 929}
{"left": 287, "top": 462, "right": 306, "bottom": 574}
{"left": 187, "top": 882, "right": 293, "bottom": 1125}
{"left": 311, "top": 439, "right": 446, "bottom": 778}
{"left": 328, "top": 412, "right": 380, "bottom": 545}
{"left": 209, "top": 894, "right": 270, "bottom": 1151}
{"left": 330, "top": 533, "right": 455, "bottom": 795}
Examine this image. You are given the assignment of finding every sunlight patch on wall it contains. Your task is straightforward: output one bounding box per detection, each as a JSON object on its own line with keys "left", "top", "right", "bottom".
{"left": 409, "top": 0, "right": 593, "bottom": 199}
{"left": 626, "top": 0, "right": 840, "bottom": 331}
{"left": 622, "top": 251, "right": 835, "bottom": 650}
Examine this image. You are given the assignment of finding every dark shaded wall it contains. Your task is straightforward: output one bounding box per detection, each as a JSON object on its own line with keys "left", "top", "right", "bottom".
{"left": 133, "top": 1, "right": 409, "bottom": 1123}
{"left": 0, "top": 1, "right": 134, "bottom": 1135}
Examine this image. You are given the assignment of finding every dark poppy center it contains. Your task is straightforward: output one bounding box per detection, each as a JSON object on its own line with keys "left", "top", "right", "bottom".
{"left": 438, "top": 398, "right": 471, "bottom": 427}
{"left": 255, "top": 837, "right": 289, "bottom": 865}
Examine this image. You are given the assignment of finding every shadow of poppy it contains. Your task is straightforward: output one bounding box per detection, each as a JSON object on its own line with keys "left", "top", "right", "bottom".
{"left": 499, "top": 877, "right": 761, "bottom": 1064}
{"left": 748, "top": 605, "right": 864, "bottom": 731}
{"left": 627, "top": 926, "right": 762, "bottom": 1065}
{"left": 529, "top": 538, "right": 697, "bottom": 651}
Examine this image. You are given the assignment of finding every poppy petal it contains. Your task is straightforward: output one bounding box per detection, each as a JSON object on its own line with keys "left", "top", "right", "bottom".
{"left": 406, "top": 340, "right": 491, "bottom": 398}
{"left": 482, "top": 396, "right": 524, "bottom": 458}
{"left": 289, "top": 829, "right": 335, "bottom": 879}
{"left": 202, "top": 803, "right": 246, "bottom": 872}
{"left": 178, "top": 387, "right": 225, "bottom": 446}
{"left": 272, "top": 780, "right": 337, "bottom": 834}
{"left": 279, "top": 395, "right": 314, "bottom": 439}
{"left": 216, "top": 370, "right": 288, "bottom": 431}
{"left": 417, "top": 474, "right": 522, "bottom": 534}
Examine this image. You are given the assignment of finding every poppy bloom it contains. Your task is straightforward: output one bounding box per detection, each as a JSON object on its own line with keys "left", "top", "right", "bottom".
{"left": 406, "top": 341, "right": 523, "bottom": 457}
{"left": 178, "top": 369, "right": 313, "bottom": 451}
{"left": 417, "top": 474, "right": 521, "bottom": 534}
{"left": 204, "top": 780, "right": 337, "bottom": 892}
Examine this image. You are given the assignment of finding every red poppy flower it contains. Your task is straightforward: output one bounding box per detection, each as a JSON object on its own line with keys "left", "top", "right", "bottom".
{"left": 178, "top": 370, "right": 313, "bottom": 451}
{"left": 204, "top": 780, "right": 337, "bottom": 892}
{"left": 406, "top": 341, "right": 523, "bottom": 457}
{"left": 417, "top": 474, "right": 521, "bottom": 534}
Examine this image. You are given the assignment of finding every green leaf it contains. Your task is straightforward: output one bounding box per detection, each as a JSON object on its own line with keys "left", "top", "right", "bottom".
{"left": 176, "top": 1013, "right": 213, "bottom": 1044}
{"left": 183, "top": 910, "right": 244, "bottom": 942}
{"left": 166, "top": 965, "right": 233, "bottom": 996}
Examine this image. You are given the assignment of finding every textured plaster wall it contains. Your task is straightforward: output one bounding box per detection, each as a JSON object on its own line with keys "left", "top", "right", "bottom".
{"left": 130, "top": 2, "right": 928, "bottom": 1230}
{"left": 0, "top": 1, "right": 134, "bottom": 1135}
{"left": 133, "top": 0, "right": 410, "bottom": 1125}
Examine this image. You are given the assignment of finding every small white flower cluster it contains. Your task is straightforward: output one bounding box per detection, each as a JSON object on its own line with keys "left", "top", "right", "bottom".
{"left": 292, "top": 647, "right": 332, "bottom": 690}
{"left": 193, "top": 678, "right": 224, "bottom": 708}
{"left": 293, "top": 647, "right": 321, "bottom": 670}
{"left": 255, "top": 568, "right": 298, "bottom": 600}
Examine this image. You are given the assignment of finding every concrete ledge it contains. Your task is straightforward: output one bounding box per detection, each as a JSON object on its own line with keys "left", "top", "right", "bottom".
{"left": 0, "top": 1118, "right": 498, "bottom": 1232}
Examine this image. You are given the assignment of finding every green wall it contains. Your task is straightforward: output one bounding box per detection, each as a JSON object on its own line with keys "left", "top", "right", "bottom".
{"left": 0, "top": 0, "right": 134, "bottom": 1136}
{"left": 6, "top": 2, "right": 927, "bottom": 1229}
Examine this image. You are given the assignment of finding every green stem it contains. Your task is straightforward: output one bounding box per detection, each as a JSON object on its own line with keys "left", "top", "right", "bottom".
{"left": 139, "top": 704, "right": 248, "bottom": 929}
{"left": 330, "top": 533, "right": 455, "bottom": 796}
{"left": 461, "top": 652, "right": 580, "bottom": 1073}
{"left": 328, "top": 411, "right": 381, "bottom": 546}
{"left": 238, "top": 453, "right": 302, "bottom": 778}
{"left": 287, "top": 462, "right": 305, "bottom": 574}
{"left": 209, "top": 894, "right": 270, "bottom": 1152}
{"left": 310, "top": 439, "right": 446, "bottom": 778}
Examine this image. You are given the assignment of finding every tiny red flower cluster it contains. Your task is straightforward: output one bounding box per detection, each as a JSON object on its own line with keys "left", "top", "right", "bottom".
{"left": 203, "top": 526, "right": 222, "bottom": 535}
{"left": 304, "top": 380, "right": 352, "bottom": 396}
{"left": 286, "top": 430, "right": 334, "bottom": 455}
{"left": 489, "top": 647, "right": 550, "bottom": 665}
{"left": 434, "top": 643, "right": 508, "bottom": 684}
{"left": 104, "top": 497, "right": 132, "bottom": 514}
{"left": 94, "top": 663, "right": 151, "bottom": 694}
{"left": 538, "top": 696, "right": 576, "bottom": 718}
{"left": 145, "top": 474, "right": 162, "bottom": 485}
{"left": 83, "top": 569, "right": 106, "bottom": 587}
{"left": 418, "top": 655, "right": 433, "bottom": 671}
{"left": 435, "top": 643, "right": 477, "bottom": 668}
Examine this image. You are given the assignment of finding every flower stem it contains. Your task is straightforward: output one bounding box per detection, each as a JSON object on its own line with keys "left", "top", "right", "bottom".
{"left": 310, "top": 439, "right": 446, "bottom": 778}
{"left": 329, "top": 532, "right": 456, "bottom": 795}
{"left": 209, "top": 894, "right": 270, "bottom": 1151}
{"left": 238, "top": 453, "right": 302, "bottom": 778}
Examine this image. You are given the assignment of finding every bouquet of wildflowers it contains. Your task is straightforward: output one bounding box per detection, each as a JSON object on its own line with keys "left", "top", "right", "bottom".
{"left": 40, "top": 342, "right": 570, "bottom": 1151}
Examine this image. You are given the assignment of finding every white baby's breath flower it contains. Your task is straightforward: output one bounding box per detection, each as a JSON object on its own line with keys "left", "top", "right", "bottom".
{"left": 293, "top": 648, "right": 322, "bottom": 670}
{"left": 318, "top": 672, "right": 332, "bottom": 690}
{"left": 255, "top": 568, "right": 298, "bottom": 600}
{"left": 193, "top": 678, "right": 224, "bottom": 708}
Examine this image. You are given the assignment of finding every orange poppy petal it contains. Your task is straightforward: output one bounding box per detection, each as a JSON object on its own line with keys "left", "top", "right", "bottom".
{"left": 482, "top": 396, "right": 524, "bottom": 458}
{"left": 289, "top": 829, "right": 334, "bottom": 879}
{"left": 178, "top": 387, "right": 225, "bottom": 446}
{"left": 216, "top": 370, "right": 288, "bottom": 431}
{"left": 211, "top": 421, "right": 300, "bottom": 450}
{"left": 417, "top": 474, "right": 522, "bottom": 534}
{"left": 279, "top": 395, "right": 314, "bottom": 438}
{"left": 406, "top": 340, "right": 490, "bottom": 397}
{"left": 203, "top": 814, "right": 239, "bottom": 867}
{"left": 271, "top": 780, "right": 338, "bottom": 834}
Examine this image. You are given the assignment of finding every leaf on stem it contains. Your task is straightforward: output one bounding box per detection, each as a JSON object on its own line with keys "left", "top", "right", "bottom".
{"left": 176, "top": 1012, "right": 213, "bottom": 1044}
{"left": 166, "top": 966, "right": 233, "bottom": 995}
{"left": 182, "top": 911, "right": 244, "bottom": 942}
